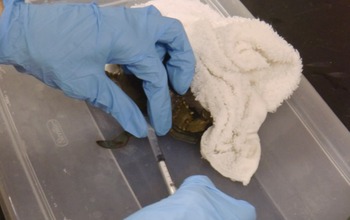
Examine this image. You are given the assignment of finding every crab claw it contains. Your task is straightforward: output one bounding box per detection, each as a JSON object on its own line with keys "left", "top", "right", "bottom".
{"left": 96, "top": 131, "right": 132, "bottom": 149}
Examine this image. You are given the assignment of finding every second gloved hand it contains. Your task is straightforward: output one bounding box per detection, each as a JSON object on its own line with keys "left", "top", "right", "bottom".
{"left": 125, "top": 175, "right": 257, "bottom": 220}
{"left": 1, "top": 1, "right": 195, "bottom": 137}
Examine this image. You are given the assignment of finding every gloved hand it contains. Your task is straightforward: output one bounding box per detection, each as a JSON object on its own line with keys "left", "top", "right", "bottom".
{"left": 125, "top": 175, "right": 256, "bottom": 220}
{"left": 0, "top": 1, "right": 195, "bottom": 137}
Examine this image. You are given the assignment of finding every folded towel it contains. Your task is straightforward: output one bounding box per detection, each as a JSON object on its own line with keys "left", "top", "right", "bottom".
{"left": 136, "top": 0, "right": 302, "bottom": 185}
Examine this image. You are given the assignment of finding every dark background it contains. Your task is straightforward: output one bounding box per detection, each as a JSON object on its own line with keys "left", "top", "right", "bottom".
{"left": 240, "top": 0, "right": 350, "bottom": 130}
{"left": 0, "top": 1, "right": 349, "bottom": 219}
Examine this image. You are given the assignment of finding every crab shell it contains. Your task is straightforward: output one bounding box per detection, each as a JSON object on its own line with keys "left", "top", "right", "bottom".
{"left": 106, "top": 67, "right": 212, "bottom": 144}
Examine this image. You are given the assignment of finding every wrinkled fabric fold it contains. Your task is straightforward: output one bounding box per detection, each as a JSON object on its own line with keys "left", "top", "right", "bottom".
{"left": 138, "top": 0, "right": 302, "bottom": 185}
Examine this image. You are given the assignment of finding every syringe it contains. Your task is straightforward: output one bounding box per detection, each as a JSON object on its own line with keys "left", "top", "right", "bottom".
{"left": 147, "top": 124, "right": 177, "bottom": 195}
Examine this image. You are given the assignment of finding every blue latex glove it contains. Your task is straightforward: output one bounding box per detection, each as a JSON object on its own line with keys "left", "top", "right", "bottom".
{"left": 0, "top": 0, "right": 195, "bottom": 137}
{"left": 125, "top": 175, "right": 256, "bottom": 220}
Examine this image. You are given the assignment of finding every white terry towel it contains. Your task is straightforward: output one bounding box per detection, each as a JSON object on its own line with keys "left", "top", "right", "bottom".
{"left": 136, "top": 0, "right": 302, "bottom": 185}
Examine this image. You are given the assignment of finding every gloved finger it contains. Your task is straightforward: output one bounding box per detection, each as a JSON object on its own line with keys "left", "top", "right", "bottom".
{"left": 125, "top": 175, "right": 256, "bottom": 220}
{"left": 125, "top": 56, "right": 171, "bottom": 136}
{"left": 178, "top": 175, "right": 256, "bottom": 220}
{"left": 157, "top": 18, "right": 196, "bottom": 95}
{"left": 60, "top": 72, "right": 148, "bottom": 138}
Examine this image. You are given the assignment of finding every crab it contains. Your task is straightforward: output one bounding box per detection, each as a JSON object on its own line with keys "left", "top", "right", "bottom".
{"left": 97, "top": 66, "right": 212, "bottom": 149}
